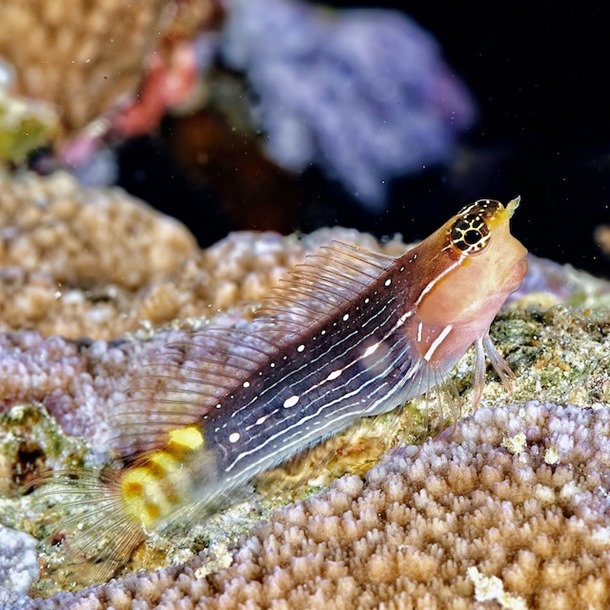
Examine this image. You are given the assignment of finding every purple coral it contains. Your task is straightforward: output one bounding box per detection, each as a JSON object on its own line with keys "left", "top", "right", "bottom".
{"left": 220, "top": 0, "right": 475, "bottom": 209}
{"left": 0, "top": 526, "right": 38, "bottom": 595}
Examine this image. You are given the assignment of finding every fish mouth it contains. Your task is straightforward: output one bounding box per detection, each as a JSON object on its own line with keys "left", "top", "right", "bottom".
{"left": 505, "top": 256, "right": 528, "bottom": 293}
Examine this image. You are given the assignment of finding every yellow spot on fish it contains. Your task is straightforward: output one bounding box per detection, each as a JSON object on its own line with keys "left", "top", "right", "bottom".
{"left": 168, "top": 426, "right": 204, "bottom": 450}
{"left": 120, "top": 466, "right": 173, "bottom": 528}
{"left": 148, "top": 451, "right": 180, "bottom": 475}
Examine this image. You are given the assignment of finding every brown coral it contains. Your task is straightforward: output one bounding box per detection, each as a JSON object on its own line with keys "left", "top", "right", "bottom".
{"left": 594, "top": 224, "right": 610, "bottom": 257}
{"left": 0, "top": 1, "right": 168, "bottom": 136}
{"left": 0, "top": 0, "right": 216, "bottom": 138}
{"left": 0, "top": 170, "right": 405, "bottom": 339}
{"left": 0, "top": 170, "right": 196, "bottom": 288}
{"left": 0, "top": 169, "right": 197, "bottom": 337}
{"left": 31, "top": 402, "right": 610, "bottom": 610}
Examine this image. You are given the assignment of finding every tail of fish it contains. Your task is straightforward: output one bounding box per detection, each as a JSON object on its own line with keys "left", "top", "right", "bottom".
{"left": 41, "top": 426, "right": 221, "bottom": 580}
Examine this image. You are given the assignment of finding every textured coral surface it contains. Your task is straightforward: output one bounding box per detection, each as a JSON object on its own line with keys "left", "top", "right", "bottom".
{"left": 0, "top": 170, "right": 410, "bottom": 340}
{"left": 0, "top": 170, "right": 197, "bottom": 338}
{"left": 220, "top": 0, "right": 474, "bottom": 208}
{"left": 20, "top": 403, "right": 610, "bottom": 610}
{"left": 0, "top": 0, "right": 215, "bottom": 154}
{"left": 0, "top": 0, "right": 167, "bottom": 135}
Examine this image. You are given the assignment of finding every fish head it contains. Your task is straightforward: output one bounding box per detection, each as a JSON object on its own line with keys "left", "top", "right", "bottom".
{"left": 415, "top": 197, "right": 528, "bottom": 331}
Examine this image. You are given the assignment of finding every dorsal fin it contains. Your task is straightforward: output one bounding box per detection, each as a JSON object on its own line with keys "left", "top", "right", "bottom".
{"left": 256, "top": 241, "right": 396, "bottom": 327}
{"left": 114, "top": 241, "right": 397, "bottom": 458}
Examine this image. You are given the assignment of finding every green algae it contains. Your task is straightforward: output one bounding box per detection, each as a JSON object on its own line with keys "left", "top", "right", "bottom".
{"left": 0, "top": 90, "right": 58, "bottom": 164}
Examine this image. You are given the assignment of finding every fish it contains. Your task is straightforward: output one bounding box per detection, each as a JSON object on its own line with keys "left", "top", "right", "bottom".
{"left": 42, "top": 197, "right": 527, "bottom": 578}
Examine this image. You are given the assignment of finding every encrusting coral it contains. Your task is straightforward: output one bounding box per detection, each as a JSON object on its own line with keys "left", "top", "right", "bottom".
{"left": 0, "top": 170, "right": 408, "bottom": 340}
{"left": 2, "top": 279, "right": 608, "bottom": 607}
{"left": 21, "top": 402, "right": 610, "bottom": 610}
{"left": 0, "top": 170, "right": 606, "bottom": 342}
{"left": 0, "top": 526, "right": 38, "bottom": 595}
{"left": 0, "top": 170, "right": 196, "bottom": 290}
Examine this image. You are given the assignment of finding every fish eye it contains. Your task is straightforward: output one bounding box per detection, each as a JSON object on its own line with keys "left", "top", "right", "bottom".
{"left": 450, "top": 214, "right": 491, "bottom": 253}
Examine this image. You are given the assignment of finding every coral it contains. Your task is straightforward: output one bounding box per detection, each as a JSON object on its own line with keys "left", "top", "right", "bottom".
{"left": 0, "top": 171, "right": 607, "bottom": 342}
{"left": 220, "top": 0, "right": 474, "bottom": 209}
{"left": 23, "top": 402, "right": 610, "bottom": 609}
{"left": 511, "top": 254, "right": 610, "bottom": 308}
{"left": 0, "top": 332, "right": 166, "bottom": 453}
{"left": 0, "top": 302, "right": 606, "bottom": 606}
{"left": 0, "top": 0, "right": 215, "bottom": 147}
{"left": 0, "top": 171, "right": 406, "bottom": 339}
{"left": 128, "top": 228, "right": 405, "bottom": 329}
{"left": 0, "top": 1, "right": 168, "bottom": 137}
{"left": 0, "top": 170, "right": 196, "bottom": 288}
{"left": 0, "top": 170, "right": 197, "bottom": 338}
{"left": 0, "top": 526, "right": 38, "bottom": 595}
{"left": 0, "top": 173, "right": 608, "bottom": 606}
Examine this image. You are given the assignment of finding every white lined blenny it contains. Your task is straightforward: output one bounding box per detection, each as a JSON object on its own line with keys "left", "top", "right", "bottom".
{"left": 45, "top": 198, "right": 527, "bottom": 576}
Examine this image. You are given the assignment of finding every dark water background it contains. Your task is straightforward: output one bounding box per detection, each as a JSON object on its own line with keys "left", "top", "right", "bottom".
{"left": 117, "top": 2, "right": 610, "bottom": 279}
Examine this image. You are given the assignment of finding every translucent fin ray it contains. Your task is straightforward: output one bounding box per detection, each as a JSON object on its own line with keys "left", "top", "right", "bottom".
{"left": 482, "top": 333, "right": 515, "bottom": 391}
{"left": 257, "top": 241, "right": 396, "bottom": 326}
{"left": 111, "top": 242, "right": 396, "bottom": 457}
{"left": 34, "top": 467, "right": 146, "bottom": 583}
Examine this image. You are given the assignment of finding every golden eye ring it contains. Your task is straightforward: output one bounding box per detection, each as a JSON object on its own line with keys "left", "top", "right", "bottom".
{"left": 450, "top": 214, "right": 491, "bottom": 253}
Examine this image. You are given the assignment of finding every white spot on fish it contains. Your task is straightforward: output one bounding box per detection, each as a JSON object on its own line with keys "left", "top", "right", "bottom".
{"left": 385, "top": 279, "right": 392, "bottom": 287}
{"left": 362, "top": 342, "right": 380, "bottom": 358}
{"left": 343, "top": 313, "right": 349, "bottom": 321}
{"left": 283, "top": 395, "right": 300, "bottom": 408}
{"left": 365, "top": 298, "right": 370, "bottom": 304}
{"left": 417, "top": 322, "right": 423, "bottom": 343}
{"left": 327, "top": 369, "right": 342, "bottom": 381}
{"left": 247, "top": 414, "right": 269, "bottom": 431}
{"left": 229, "top": 432, "right": 240, "bottom": 443}
{"left": 243, "top": 381, "right": 250, "bottom": 388}
{"left": 216, "top": 403, "right": 222, "bottom": 409}
{"left": 297, "top": 344, "right": 305, "bottom": 353}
